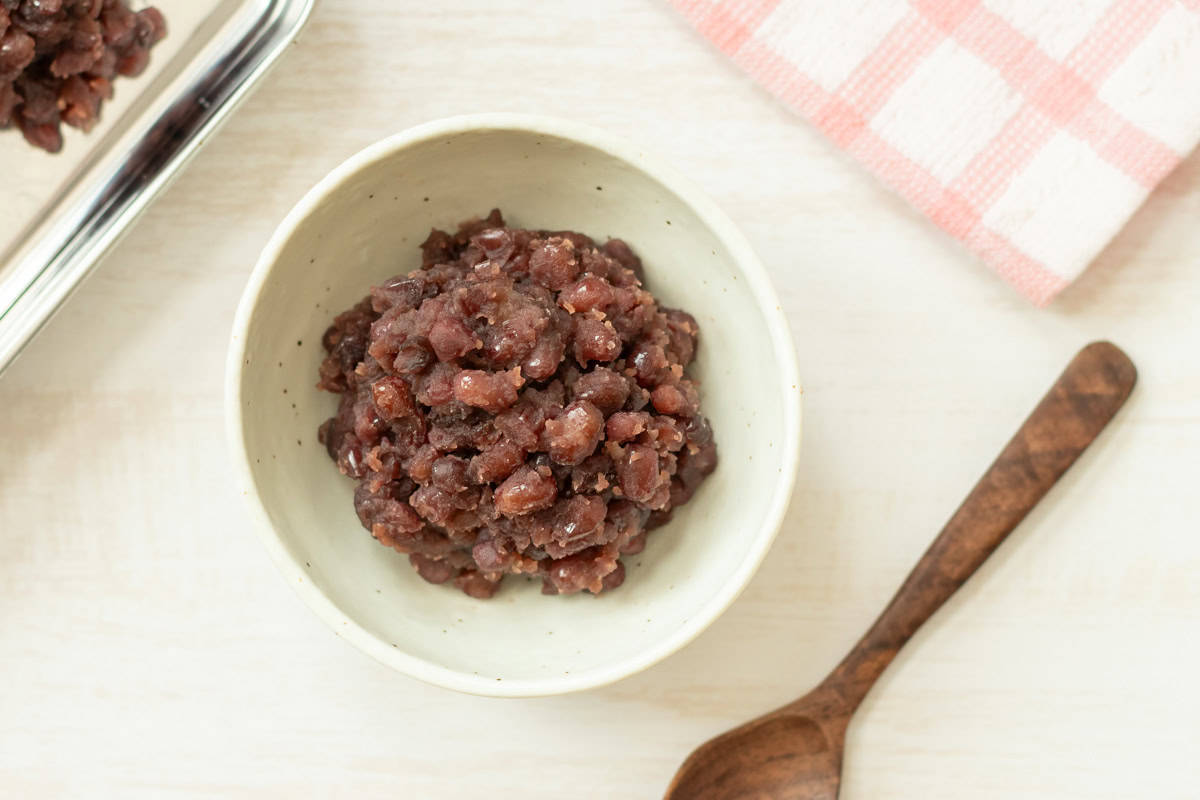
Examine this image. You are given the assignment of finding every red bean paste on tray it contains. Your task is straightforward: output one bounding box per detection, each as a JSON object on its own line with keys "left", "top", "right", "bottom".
{"left": 0, "top": 0, "right": 166, "bottom": 153}
{"left": 317, "top": 210, "right": 718, "bottom": 598}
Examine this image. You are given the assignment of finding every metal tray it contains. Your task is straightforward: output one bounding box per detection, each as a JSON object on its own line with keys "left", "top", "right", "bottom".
{"left": 0, "top": 0, "right": 314, "bottom": 374}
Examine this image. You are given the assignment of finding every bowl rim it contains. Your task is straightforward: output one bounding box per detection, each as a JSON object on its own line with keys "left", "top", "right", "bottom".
{"left": 224, "top": 112, "right": 802, "bottom": 697}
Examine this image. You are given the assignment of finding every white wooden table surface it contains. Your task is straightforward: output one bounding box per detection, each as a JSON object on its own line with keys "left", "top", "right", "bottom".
{"left": 3, "top": 2, "right": 1199, "bottom": 797}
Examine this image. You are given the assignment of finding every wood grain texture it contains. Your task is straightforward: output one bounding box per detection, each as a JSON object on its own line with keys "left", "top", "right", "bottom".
{"left": 2, "top": 2, "right": 1199, "bottom": 798}
{"left": 829, "top": 341, "right": 1138, "bottom": 712}
{"left": 665, "top": 343, "right": 1137, "bottom": 800}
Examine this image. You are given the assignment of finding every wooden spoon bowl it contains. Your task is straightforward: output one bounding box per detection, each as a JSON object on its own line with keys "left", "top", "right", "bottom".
{"left": 666, "top": 342, "right": 1137, "bottom": 800}
{"left": 669, "top": 687, "right": 849, "bottom": 800}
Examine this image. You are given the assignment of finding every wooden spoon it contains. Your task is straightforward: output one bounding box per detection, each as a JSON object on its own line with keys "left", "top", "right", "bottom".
{"left": 665, "top": 341, "right": 1137, "bottom": 800}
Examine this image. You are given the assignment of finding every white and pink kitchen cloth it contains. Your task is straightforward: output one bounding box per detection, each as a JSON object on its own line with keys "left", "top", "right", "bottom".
{"left": 671, "top": 0, "right": 1200, "bottom": 304}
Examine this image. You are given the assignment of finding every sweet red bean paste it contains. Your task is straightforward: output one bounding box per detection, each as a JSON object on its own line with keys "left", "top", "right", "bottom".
{"left": 317, "top": 210, "right": 718, "bottom": 598}
{"left": 0, "top": 0, "right": 166, "bottom": 153}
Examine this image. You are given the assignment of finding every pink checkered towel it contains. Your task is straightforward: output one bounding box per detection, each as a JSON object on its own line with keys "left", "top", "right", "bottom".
{"left": 672, "top": 0, "right": 1200, "bottom": 305}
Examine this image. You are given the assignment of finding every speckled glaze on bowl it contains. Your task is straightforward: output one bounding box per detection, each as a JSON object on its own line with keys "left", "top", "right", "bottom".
{"left": 225, "top": 114, "right": 801, "bottom": 697}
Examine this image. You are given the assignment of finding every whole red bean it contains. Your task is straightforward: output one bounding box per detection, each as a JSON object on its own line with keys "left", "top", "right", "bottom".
{"left": 494, "top": 466, "right": 558, "bottom": 516}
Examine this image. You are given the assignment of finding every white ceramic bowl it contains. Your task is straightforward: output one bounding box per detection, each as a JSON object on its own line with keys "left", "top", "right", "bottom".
{"left": 226, "top": 114, "right": 801, "bottom": 696}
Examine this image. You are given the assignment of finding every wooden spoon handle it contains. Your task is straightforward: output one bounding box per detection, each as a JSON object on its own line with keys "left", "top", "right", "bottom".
{"left": 821, "top": 342, "right": 1137, "bottom": 712}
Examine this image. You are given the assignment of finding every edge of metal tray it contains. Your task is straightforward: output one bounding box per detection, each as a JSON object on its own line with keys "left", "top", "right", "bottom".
{"left": 0, "top": 0, "right": 316, "bottom": 376}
